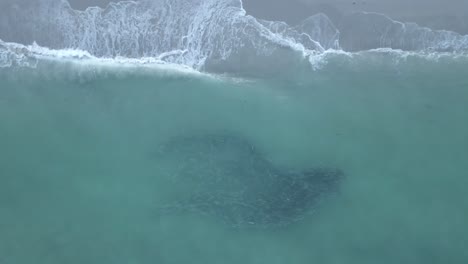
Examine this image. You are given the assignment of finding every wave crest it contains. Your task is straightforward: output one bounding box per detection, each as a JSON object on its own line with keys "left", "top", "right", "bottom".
{"left": 1, "top": 0, "right": 468, "bottom": 76}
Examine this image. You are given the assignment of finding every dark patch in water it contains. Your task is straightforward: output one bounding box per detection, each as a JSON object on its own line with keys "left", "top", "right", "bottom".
{"left": 155, "top": 134, "right": 343, "bottom": 228}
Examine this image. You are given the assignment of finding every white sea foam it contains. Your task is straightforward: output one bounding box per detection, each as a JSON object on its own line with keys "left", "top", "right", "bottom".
{"left": 0, "top": 39, "right": 210, "bottom": 83}
{"left": 1, "top": 0, "right": 468, "bottom": 76}
{"left": 0, "top": 0, "right": 334, "bottom": 74}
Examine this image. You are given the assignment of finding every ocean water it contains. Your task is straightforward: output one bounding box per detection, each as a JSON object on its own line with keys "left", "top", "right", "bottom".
{"left": 1, "top": 1, "right": 468, "bottom": 263}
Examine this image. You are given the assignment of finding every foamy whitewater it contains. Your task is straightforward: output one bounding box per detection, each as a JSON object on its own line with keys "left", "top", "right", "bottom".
{"left": 1, "top": 0, "right": 468, "bottom": 263}
{"left": 1, "top": 0, "right": 468, "bottom": 73}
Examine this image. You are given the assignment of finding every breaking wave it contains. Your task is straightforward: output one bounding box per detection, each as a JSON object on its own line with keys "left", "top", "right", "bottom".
{"left": 1, "top": 0, "right": 468, "bottom": 76}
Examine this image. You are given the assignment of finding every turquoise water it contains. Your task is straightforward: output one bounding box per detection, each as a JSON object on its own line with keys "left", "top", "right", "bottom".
{"left": 1, "top": 55, "right": 468, "bottom": 263}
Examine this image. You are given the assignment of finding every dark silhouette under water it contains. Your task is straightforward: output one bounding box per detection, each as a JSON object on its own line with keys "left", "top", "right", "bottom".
{"left": 156, "top": 134, "right": 343, "bottom": 228}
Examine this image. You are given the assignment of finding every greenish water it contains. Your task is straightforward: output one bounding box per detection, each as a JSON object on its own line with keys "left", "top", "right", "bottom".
{"left": 1, "top": 58, "right": 468, "bottom": 263}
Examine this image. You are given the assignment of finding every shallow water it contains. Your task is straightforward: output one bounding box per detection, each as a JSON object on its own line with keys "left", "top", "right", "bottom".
{"left": 1, "top": 56, "right": 468, "bottom": 263}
